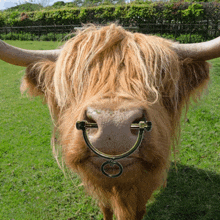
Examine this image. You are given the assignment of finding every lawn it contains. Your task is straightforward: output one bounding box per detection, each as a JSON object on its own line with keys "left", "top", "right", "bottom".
{"left": 0, "top": 40, "right": 219, "bottom": 220}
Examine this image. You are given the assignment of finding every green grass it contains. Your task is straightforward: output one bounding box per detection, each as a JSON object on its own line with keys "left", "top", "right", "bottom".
{"left": 0, "top": 41, "right": 220, "bottom": 220}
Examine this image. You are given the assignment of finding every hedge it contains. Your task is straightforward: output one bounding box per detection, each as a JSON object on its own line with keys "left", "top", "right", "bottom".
{"left": 0, "top": 31, "right": 211, "bottom": 43}
{"left": 0, "top": 2, "right": 219, "bottom": 27}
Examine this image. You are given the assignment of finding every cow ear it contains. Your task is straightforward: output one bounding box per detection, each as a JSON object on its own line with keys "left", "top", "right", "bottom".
{"left": 20, "top": 60, "right": 55, "bottom": 97}
{"left": 161, "top": 59, "right": 210, "bottom": 124}
{"left": 178, "top": 59, "right": 210, "bottom": 106}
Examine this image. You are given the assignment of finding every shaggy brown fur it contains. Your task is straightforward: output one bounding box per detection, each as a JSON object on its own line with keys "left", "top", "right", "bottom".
{"left": 21, "top": 24, "right": 210, "bottom": 220}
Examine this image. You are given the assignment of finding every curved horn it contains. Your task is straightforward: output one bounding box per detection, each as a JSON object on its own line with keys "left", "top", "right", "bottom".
{"left": 172, "top": 36, "right": 220, "bottom": 61}
{"left": 0, "top": 40, "right": 61, "bottom": 67}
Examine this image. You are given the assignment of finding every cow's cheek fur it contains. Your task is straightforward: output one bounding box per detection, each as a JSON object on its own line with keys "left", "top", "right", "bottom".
{"left": 63, "top": 129, "right": 90, "bottom": 171}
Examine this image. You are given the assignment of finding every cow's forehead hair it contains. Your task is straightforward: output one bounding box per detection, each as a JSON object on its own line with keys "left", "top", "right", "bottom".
{"left": 54, "top": 24, "right": 179, "bottom": 111}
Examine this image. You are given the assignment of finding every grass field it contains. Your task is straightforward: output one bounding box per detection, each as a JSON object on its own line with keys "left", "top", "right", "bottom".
{"left": 0, "top": 41, "right": 220, "bottom": 220}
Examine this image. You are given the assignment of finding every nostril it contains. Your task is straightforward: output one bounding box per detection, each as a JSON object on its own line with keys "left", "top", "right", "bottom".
{"left": 85, "top": 114, "right": 96, "bottom": 124}
{"left": 84, "top": 109, "right": 96, "bottom": 123}
{"left": 131, "top": 115, "right": 146, "bottom": 135}
{"left": 84, "top": 111, "right": 98, "bottom": 135}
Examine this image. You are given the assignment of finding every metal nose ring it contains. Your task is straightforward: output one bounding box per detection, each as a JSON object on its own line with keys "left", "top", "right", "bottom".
{"left": 76, "top": 120, "right": 152, "bottom": 178}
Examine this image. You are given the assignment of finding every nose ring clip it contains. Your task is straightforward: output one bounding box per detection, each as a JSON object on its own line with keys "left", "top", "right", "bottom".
{"left": 76, "top": 120, "right": 152, "bottom": 178}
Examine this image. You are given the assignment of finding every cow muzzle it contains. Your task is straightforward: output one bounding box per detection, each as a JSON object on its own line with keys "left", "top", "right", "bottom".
{"left": 76, "top": 108, "right": 152, "bottom": 178}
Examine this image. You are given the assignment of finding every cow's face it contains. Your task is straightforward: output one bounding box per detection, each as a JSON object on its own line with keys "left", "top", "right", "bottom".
{"left": 20, "top": 25, "right": 210, "bottom": 192}
{"left": 45, "top": 28, "right": 180, "bottom": 189}
{"left": 1, "top": 24, "right": 216, "bottom": 219}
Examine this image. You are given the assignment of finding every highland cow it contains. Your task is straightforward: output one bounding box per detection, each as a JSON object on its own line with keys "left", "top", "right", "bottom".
{"left": 0, "top": 24, "right": 219, "bottom": 220}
